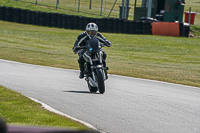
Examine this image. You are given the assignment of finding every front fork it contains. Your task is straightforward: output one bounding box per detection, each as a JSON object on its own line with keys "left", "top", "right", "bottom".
{"left": 85, "top": 64, "right": 107, "bottom": 82}
{"left": 86, "top": 58, "right": 97, "bottom": 82}
{"left": 85, "top": 53, "right": 108, "bottom": 82}
{"left": 98, "top": 57, "right": 108, "bottom": 81}
{"left": 91, "top": 66, "right": 107, "bottom": 81}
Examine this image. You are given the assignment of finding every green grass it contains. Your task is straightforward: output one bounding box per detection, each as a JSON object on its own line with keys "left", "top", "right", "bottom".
{"left": 191, "top": 25, "right": 200, "bottom": 37}
{"left": 0, "top": 0, "right": 200, "bottom": 130}
{"left": 0, "top": 86, "right": 89, "bottom": 130}
{"left": 184, "top": 0, "right": 200, "bottom": 12}
{"left": 0, "top": 20, "right": 200, "bottom": 88}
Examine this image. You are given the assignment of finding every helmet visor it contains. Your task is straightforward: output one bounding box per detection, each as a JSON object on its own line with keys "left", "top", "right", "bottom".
{"left": 88, "top": 31, "right": 97, "bottom": 36}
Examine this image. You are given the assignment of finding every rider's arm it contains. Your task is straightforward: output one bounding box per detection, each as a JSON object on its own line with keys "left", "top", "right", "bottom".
{"left": 96, "top": 32, "right": 106, "bottom": 43}
{"left": 72, "top": 32, "right": 87, "bottom": 53}
{"left": 72, "top": 38, "right": 80, "bottom": 54}
{"left": 96, "top": 32, "right": 112, "bottom": 47}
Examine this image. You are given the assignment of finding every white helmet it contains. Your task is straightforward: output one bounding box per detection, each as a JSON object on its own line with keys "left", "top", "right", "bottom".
{"left": 86, "top": 23, "right": 98, "bottom": 38}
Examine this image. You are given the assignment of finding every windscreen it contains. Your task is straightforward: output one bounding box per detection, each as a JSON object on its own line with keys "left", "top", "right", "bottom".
{"left": 88, "top": 38, "right": 100, "bottom": 53}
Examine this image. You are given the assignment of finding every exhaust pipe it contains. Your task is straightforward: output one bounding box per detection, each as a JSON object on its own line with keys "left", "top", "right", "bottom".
{"left": 88, "top": 77, "right": 97, "bottom": 87}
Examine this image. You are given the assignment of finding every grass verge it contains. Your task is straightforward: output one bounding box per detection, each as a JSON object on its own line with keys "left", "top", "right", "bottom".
{"left": 190, "top": 25, "right": 200, "bottom": 37}
{"left": 0, "top": 86, "right": 89, "bottom": 130}
{"left": 0, "top": 21, "right": 200, "bottom": 88}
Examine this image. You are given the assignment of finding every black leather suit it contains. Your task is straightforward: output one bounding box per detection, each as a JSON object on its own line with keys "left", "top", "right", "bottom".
{"left": 72, "top": 31, "right": 111, "bottom": 71}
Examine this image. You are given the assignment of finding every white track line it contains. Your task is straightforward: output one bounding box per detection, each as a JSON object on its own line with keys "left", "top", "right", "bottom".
{"left": 28, "top": 97, "right": 98, "bottom": 131}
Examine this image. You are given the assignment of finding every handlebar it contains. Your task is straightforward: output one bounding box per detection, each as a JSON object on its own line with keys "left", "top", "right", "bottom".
{"left": 76, "top": 43, "right": 104, "bottom": 51}
{"left": 75, "top": 46, "right": 88, "bottom": 51}
{"left": 100, "top": 43, "right": 105, "bottom": 47}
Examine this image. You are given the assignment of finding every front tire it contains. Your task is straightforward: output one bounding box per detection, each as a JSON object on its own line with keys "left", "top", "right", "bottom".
{"left": 95, "top": 69, "right": 105, "bottom": 94}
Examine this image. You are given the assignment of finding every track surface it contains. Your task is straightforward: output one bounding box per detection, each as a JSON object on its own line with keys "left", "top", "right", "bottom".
{"left": 0, "top": 59, "right": 200, "bottom": 133}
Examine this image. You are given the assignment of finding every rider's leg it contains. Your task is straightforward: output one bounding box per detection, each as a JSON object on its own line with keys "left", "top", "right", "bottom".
{"left": 102, "top": 51, "right": 107, "bottom": 67}
{"left": 78, "top": 54, "right": 85, "bottom": 79}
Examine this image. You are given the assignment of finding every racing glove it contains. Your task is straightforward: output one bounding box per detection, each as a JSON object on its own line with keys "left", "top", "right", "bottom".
{"left": 104, "top": 40, "right": 112, "bottom": 47}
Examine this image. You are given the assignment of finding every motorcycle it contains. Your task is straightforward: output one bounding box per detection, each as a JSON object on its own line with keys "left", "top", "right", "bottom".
{"left": 76, "top": 38, "right": 109, "bottom": 94}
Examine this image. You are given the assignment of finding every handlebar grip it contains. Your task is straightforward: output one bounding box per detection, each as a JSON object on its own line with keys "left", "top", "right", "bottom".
{"left": 75, "top": 46, "right": 88, "bottom": 51}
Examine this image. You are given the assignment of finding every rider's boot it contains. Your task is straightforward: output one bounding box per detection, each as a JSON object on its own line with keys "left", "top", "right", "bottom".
{"left": 79, "top": 70, "right": 84, "bottom": 79}
{"left": 79, "top": 64, "right": 84, "bottom": 79}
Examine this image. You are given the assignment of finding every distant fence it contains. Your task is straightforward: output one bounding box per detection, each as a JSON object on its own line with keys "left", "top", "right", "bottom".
{"left": 14, "top": 0, "right": 135, "bottom": 19}
{"left": 0, "top": 6, "right": 189, "bottom": 37}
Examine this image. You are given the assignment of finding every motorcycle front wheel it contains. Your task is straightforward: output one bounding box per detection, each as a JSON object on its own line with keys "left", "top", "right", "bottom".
{"left": 95, "top": 69, "right": 105, "bottom": 94}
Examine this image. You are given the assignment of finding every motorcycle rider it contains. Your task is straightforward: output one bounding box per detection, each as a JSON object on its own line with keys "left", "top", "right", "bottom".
{"left": 72, "top": 22, "right": 112, "bottom": 78}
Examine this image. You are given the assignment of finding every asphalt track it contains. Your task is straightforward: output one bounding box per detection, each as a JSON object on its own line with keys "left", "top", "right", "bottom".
{"left": 0, "top": 59, "right": 200, "bottom": 133}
